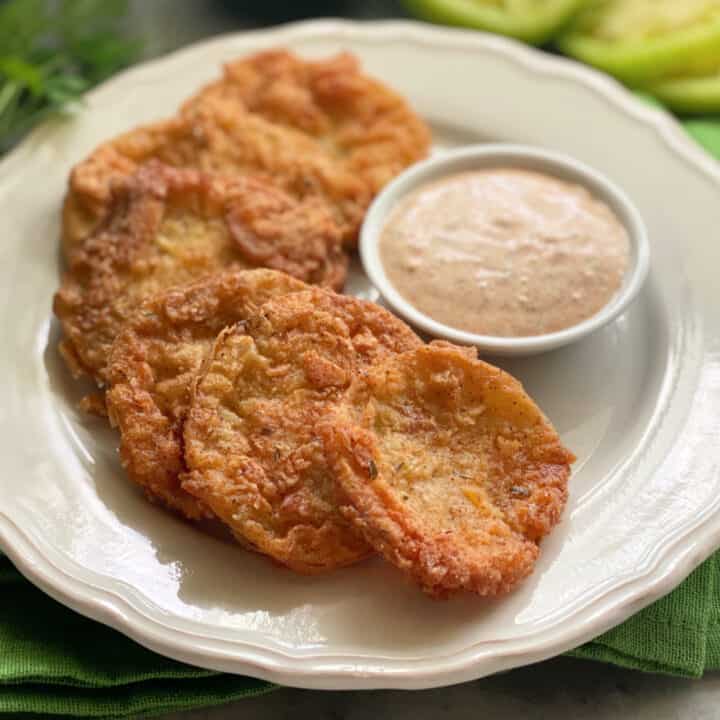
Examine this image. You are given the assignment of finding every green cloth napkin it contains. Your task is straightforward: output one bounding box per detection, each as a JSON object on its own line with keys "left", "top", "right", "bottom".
{"left": 1, "top": 119, "right": 719, "bottom": 718}
{"left": 0, "top": 554, "right": 274, "bottom": 717}
{"left": 570, "top": 553, "right": 720, "bottom": 677}
{"left": 684, "top": 119, "right": 720, "bottom": 159}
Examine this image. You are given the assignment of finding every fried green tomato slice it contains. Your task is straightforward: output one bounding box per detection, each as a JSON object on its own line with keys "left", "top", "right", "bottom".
{"left": 403, "top": 0, "right": 588, "bottom": 45}
{"left": 54, "top": 161, "right": 345, "bottom": 386}
{"left": 105, "top": 269, "right": 307, "bottom": 521}
{"left": 182, "top": 289, "right": 422, "bottom": 574}
{"left": 319, "top": 343, "right": 575, "bottom": 598}
{"left": 558, "top": 0, "right": 720, "bottom": 85}
{"left": 182, "top": 50, "right": 432, "bottom": 220}
{"left": 62, "top": 92, "right": 368, "bottom": 259}
{"left": 646, "top": 69, "right": 720, "bottom": 113}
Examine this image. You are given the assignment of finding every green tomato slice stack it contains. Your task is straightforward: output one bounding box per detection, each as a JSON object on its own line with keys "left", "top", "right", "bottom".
{"left": 402, "top": 0, "right": 590, "bottom": 45}
{"left": 559, "top": 0, "right": 720, "bottom": 86}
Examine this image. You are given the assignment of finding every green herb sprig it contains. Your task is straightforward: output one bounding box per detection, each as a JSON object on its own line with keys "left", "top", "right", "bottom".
{"left": 0, "top": 0, "right": 140, "bottom": 153}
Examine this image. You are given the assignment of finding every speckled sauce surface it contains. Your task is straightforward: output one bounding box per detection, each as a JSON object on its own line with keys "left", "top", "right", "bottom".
{"left": 380, "top": 169, "right": 629, "bottom": 337}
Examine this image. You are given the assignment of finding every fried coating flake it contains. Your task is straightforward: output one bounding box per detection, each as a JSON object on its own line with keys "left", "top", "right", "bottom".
{"left": 182, "top": 288, "right": 422, "bottom": 574}
{"left": 105, "top": 269, "right": 307, "bottom": 520}
{"left": 54, "top": 161, "right": 345, "bottom": 385}
{"left": 319, "top": 343, "right": 575, "bottom": 598}
{"left": 183, "top": 50, "right": 432, "bottom": 204}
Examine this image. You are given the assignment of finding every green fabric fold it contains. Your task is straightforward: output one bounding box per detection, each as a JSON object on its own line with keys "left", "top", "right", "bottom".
{"left": 684, "top": 119, "right": 720, "bottom": 158}
{"left": 570, "top": 554, "right": 720, "bottom": 678}
{"left": 0, "top": 117, "right": 718, "bottom": 718}
{"left": 0, "top": 678, "right": 273, "bottom": 719}
{"left": 0, "top": 555, "right": 275, "bottom": 716}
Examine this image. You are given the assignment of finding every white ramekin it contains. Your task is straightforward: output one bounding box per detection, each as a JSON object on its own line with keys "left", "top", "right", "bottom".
{"left": 360, "top": 144, "right": 650, "bottom": 356}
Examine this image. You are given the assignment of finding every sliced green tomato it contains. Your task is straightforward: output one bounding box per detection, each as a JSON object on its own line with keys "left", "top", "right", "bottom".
{"left": 558, "top": 0, "right": 720, "bottom": 85}
{"left": 402, "top": 0, "right": 591, "bottom": 45}
{"left": 647, "top": 71, "right": 720, "bottom": 113}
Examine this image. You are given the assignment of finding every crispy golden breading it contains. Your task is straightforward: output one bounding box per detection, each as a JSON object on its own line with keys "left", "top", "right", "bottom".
{"left": 319, "top": 343, "right": 575, "bottom": 598}
{"left": 182, "top": 289, "right": 422, "bottom": 574}
{"left": 184, "top": 50, "right": 431, "bottom": 203}
{"left": 105, "top": 269, "right": 307, "bottom": 520}
{"left": 54, "top": 161, "right": 346, "bottom": 385}
{"left": 62, "top": 87, "right": 370, "bottom": 257}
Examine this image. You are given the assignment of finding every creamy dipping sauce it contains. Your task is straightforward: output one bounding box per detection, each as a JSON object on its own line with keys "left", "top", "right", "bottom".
{"left": 379, "top": 168, "right": 630, "bottom": 337}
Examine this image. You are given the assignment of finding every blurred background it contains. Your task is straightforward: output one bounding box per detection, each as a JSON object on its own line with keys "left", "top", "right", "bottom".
{"left": 2, "top": 0, "right": 719, "bottom": 153}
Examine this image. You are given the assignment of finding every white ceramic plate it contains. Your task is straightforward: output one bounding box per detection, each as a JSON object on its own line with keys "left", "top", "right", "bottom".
{"left": 0, "top": 20, "right": 718, "bottom": 690}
